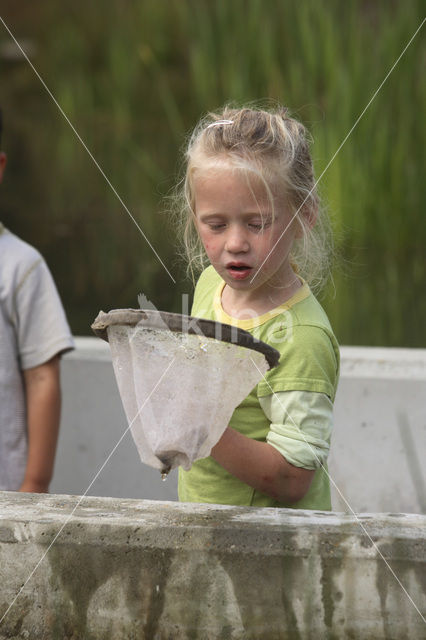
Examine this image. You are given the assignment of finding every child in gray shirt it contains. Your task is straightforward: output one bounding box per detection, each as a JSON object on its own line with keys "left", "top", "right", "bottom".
{"left": 0, "top": 110, "right": 74, "bottom": 491}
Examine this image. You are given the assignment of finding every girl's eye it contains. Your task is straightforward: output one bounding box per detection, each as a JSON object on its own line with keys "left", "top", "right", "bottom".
{"left": 208, "top": 223, "right": 226, "bottom": 230}
{"left": 249, "top": 221, "right": 271, "bottom": 231}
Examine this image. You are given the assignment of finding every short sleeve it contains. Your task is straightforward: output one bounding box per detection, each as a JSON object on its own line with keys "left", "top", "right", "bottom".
{"left": 14, "top": 257, "right": 74, "bottom": 369}
{"left": 257, "top": 324, "right": 339, "bottom": 401}
{"left": 260, "top": 390, "right": 333, "bottom": 470}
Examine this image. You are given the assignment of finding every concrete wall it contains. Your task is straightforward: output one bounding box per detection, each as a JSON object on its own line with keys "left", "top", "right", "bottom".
{"left": 0, "top": 492, "right": 425, "bottom": 640}
{"left": 329, "top": 346, "right": 426, "bottom": 514}
{"left": 51, "top": 339, "right": 426, "bottom": 514}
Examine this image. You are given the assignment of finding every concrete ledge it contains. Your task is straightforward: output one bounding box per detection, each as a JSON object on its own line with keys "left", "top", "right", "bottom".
{"left": 339, "top": 346, "right": 426, "bottom": 380}
{"left": 0, "top": 493, "right": 425, "bottom": 639}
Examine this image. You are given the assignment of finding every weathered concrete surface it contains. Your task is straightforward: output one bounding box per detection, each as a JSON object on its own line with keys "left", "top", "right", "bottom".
{"left": 0, "top": 492, "right": 425, "bottom": 640}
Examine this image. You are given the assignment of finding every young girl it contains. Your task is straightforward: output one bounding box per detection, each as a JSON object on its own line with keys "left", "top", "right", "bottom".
{"left": 176, "top": 106, "right": 340, "bottom": 510}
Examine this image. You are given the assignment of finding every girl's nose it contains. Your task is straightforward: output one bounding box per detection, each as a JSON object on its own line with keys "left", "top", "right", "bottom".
{"left": 225, "top": 227, "right": 249, "bottom": 253}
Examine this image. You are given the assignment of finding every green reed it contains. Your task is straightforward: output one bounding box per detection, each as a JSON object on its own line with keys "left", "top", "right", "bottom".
{"left": 0, "top": 0, "right": 424, "bottom": 345}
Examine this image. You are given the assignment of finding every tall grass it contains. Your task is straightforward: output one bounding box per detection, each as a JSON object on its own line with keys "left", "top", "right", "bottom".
{"left": 0, "top": 0, "right": 424, "bottom": 345}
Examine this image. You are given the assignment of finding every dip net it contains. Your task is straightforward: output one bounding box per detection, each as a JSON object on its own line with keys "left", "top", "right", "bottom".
{"left": 92, "top": 309, "right": 279, "bottom": 474}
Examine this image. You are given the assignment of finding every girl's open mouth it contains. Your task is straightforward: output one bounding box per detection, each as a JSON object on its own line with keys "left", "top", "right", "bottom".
{"left": 226, "top": 264, "right": 252, "bottom": 280}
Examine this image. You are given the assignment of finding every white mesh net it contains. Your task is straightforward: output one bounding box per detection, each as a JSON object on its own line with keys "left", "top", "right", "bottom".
{"left": 107, "top": 323, "right": 269, "bottom": 473}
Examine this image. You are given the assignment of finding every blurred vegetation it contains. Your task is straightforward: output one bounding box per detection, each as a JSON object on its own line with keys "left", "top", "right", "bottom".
{"left": 0, "top": 0, "right": 424, "bottom": 346}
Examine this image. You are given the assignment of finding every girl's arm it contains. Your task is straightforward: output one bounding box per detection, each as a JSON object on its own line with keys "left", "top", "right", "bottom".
{"left": 19, "top": 355, "right": 61, "bottom": 493}
{"left": 211, "top": 427, "right": 314, "bottom": 503}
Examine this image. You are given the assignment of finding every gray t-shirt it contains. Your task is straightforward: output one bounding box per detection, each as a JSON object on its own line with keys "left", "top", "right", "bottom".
{"left": 0, "top": 224, "right": 74, "bottom": 490}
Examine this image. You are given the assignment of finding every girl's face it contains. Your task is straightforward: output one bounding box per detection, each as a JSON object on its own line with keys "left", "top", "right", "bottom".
{"left": 193, "top": 167, "right": 298, "bottom": 302}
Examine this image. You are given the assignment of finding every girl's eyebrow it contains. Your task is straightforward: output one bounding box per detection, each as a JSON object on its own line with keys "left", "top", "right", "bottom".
{"left": 197, "top": 211, "right": 274, "bottom": 219}
{"left": 196, "top": 212, "right": 226, "bottom": 222}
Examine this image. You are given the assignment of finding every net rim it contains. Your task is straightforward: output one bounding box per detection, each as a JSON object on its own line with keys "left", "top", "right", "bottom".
{"left": 91, "top": 308, "right": 280, "bottom": 370}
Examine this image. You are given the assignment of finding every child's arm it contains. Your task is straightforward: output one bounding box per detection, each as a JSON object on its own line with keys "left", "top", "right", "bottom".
{"left": 211, "top": 427, "right": 314, "bottom": 503}
{"left": 19, "top": 355, "right": 61, "bottom": 493}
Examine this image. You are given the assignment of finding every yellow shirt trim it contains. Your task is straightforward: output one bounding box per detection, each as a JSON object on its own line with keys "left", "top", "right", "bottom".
{"left": 213, "top": 279, "right": 311, "bottom": 330}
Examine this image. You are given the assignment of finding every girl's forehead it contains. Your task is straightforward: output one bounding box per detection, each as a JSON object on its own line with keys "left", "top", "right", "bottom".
{"left": 194, "top": 161, "right": 262, "bottom": 188}
{"left": 192, "top": 163, "right": 287, "bottom": 206}
{"left": 193, "top": 168, "right": 264, "bottom": 200}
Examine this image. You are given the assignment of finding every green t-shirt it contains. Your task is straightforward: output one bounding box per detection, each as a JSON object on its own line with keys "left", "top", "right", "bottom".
{"left": 178, "top": 266, "right": 340, "bottom": 510}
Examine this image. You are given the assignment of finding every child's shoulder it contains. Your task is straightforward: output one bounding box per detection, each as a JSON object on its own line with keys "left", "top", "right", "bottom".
{"left": 284, "top": 289, "right": 339, "bottom": 361}
{"left": 0, "top": 225, "right": 43, "bottom": 270}
{"left": 196, "top": 265, "right": 221, "bottom": 289}
{"left": 257, "top": 284, "right": 335, "bottom": 340}
{"left": 0, "top": 226, "right": 46, "bottom": 300}
{"left": 191, "top": 266, "right": 221, "bottom": 319}
{"left": 290, "top": 288, "right": 334, "bottom": 334}
{"left": 258, "top": 286, "right": 339, "bottom": 367}
{"left": 258, "top": 291, "right": 340, "bottom": 400}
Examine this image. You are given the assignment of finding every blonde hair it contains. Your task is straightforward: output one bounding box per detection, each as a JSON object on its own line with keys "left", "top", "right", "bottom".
{"left": 171, "top": 104, "right": 333, "bottom": 292}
